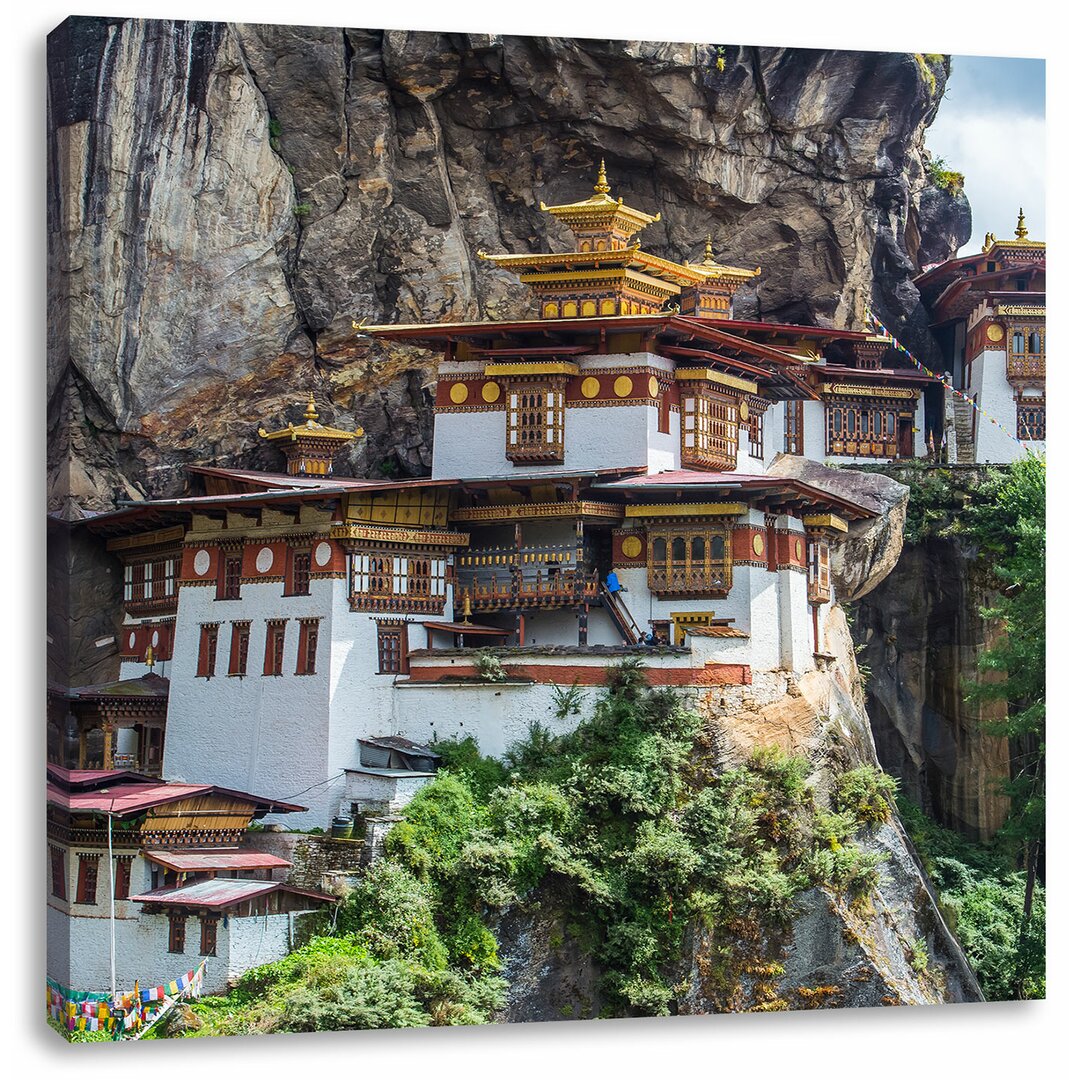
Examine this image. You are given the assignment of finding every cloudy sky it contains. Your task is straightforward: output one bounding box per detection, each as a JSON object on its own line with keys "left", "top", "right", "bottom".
{"left": 925, "top": 55, "right": 1045, "bottom": 255}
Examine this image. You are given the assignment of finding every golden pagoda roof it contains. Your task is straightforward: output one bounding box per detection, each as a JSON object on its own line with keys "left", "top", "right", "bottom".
{"left": 258, "top": 393, "right": 364, "bottom": 444}
{"left": 981, "top": 207, "right": 1046, "bottom": 253}
{"left": 478, "top": 245, "right": 717, "bottom": 288}
{"left": 684, "top": 235, "right": 761, "bottom": 282}
{"left": 537, "top": 161, "right": 661, "bottom": 234}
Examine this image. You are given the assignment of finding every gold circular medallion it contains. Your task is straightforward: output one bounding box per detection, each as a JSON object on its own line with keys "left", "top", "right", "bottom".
{"left": 613, "top": 375, "right": 633, "bottom": 398}
{"left": 795, "top": 539, "right": 803, "bottom": 561}
{"left": 648, "top": 376, "right": 659, "bottom": 398}
{"left": 620, "top": 535, "right": 643, "bottom": 559}
{"left": 986, "top": 322, "right": 1005, "bottom": 343}
{"left": 449, "top": 382, "right": 469, "bottom": 405}
{"left": 752, "top": 534, "right": 765, "bottom": 557}
{"left": 739, "top": 400, "right": 750, "bottom": 422}
{"left": 481, "top": 381, "right": 501, "bottom": 403}
{"left": 581, "top": 376, "right": 601, "bottom": 399}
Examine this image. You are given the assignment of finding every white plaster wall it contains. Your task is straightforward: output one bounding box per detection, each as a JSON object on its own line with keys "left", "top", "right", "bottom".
{"left": 969, "top": 349, "right": 1042, "bottom": 463}
{"left": 344, "top": 771, "right": 433, "bottom": 813}
{"left": 746, "top": 565, "right": 782, "bottom": 671}
{"left": 803, "top": 400, "right": 827, "bottom": 463}
{"left": 391, "top": 681, "right": 606, "bottom": 760}
{"left": 225, "top": 914, "right": 295, "bottom": 985}
{"left": 616, "top": 565, "right": 754, "bottom": 638}
{"left": 163, "top": 578, "right": 336, "bottom": 828}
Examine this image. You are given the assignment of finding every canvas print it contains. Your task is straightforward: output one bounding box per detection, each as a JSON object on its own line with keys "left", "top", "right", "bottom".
{"left": 46, "top": 18, "right": 1046, "bottom": 1041}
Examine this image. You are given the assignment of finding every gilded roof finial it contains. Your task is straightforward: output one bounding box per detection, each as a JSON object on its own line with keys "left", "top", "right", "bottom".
{"left": 303, "top": 392, "right": 319, "bottom": 423}
{"left": 703, "top": 234, "right": 716, "bottom": 265}
{"left": 1015, "top": 207, "right": 1028, "bottom": 240}
{"left": 594, "top": 159, "right": 610, "bottom": 196}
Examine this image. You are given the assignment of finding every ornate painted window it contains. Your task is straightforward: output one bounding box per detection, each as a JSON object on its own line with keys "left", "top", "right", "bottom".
{"left": 826, "top": 403, "right": 898, "bottom": 458}
{"left": 784, "top": 400, "right": 804, "bottom": 455}
{"left": 200, "top": 917, "right": 218, "bottom": 957}
{"left": 286, "top": 547, "right": 311, "bottom": 596}
{"left": 376, "top": 620, "right": 409, "bottom": 674}
{"left": 349, "top": 552, "right": 448, "bottom": 614}
{"left": 75, "top": 854, "right": 99, "bottom": 905}
{"left": 506, "top": 381, "right": 565, "bottom": 464}
{"left": 681, "top": 388, "right": 739, "bottom": 469}
{"left": 114, "top": 856, "right": 133, "bottom": 900}
{"left": 217, "top": 551, "right": 242, "bottom": 600}
{"left": 807, "top": 539, "right": 831, "bottom": 604}
{"left": 296, "top": 619, "right": 320, "bottom": 676}
{"left": 168, "top": 914, "right": 186, "bottom": 954}
{"left": 1016, "top": 400, "right": 1046, "bottom": 441}
{"left": 50, "top": 846, "right": 66, "bottom": 900}
{"left": 647, "top": 525, "right": 733, "bottom": 597}
{"left": 228, "top": 621, "right": 250, "bottom": 676}
{"left": 263, "top": 620, "right": 287, "bottom": 676}
{"left": 746, "top": 409, "right": 764, "bottom": 459}
{"left": 196, "top": 624, "right": 218, "bottom": 678}
{"left": 123, "top": 555, "right": 177, "bottom": 610}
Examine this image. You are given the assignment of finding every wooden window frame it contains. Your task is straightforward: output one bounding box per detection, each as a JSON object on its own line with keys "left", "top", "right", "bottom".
{"left": 196, "top": 623, "right": 219, "bottom": 678}
{"left": 506, "top": 380, "right": 566, "bottom": 464}
{"left": 114, "top": 856, "right": 133, "bottom": 900}
{"left": 217, "top": 551, "right": 243, "bottom": 601}
{"left": 168, "top": 914, "right": 186, "bottom": 954}
{"left": 1016, "top": 399, "right": 1046, "bottom": 442}
{"left": 746, "top": 409, "right": 764, "bottom": 460}
{"left": 826, "top": 402, "right": 899, "bottom": 458}
{"left": 228, "top": 621, "right": 251, "bottom": 677}
{"left": 348, "top": 551, "right": 448, "bottom": 614}
{"left": 50, "top": 846, "right": 66, "bottom": 900}
{"left": 646, "top": 524, "right": 734, "bottom": 597}
{"left": 376, "top": 621, "right": 409, "bottom": 674}
{"left": 263, "top": 620, "right": 287, "bottom": 676}
{"left": 807, "top": 538, "right": 831, "bottom": 605}
{"left": 200, "top": 916, "right": 218, "bottom": 957}
{"left": 286, "top": 547, "right": 311, "bottom": 597}
{"left": 296, "top": 619, "right": 320, "bottom": 676}
{"left": 783, "top": 400, "right": 804, "bottom": 456}
{"left": 681, "top": 387, "right": 738, "bottom": 470}
{"left": 75, "top": 853, "right": 100, "bottom": 905}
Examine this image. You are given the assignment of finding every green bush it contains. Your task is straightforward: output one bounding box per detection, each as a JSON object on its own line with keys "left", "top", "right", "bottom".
{"left": 835, "top": 766, "right": 897, "bottom": 826}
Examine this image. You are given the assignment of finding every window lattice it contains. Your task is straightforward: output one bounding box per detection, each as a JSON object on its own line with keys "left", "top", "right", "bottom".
{"left": 784, "top": 400, "right": 804, "bottom": 455}
{"left": 647, "top": 525, "right": 733, "bottom": 596}
{"left": 681, "top": 390, "right": 738, "bottom": 469}
{"left": 123, "top": 556, "right": 177, "bottom": 605}
{"left": 827, "top": 403, "right": 899, "bottom": 458}
{"left": 349, "top": 552, "right": 448, "bottom": 614}
{"left": 506, "top": 382, "right": 565, "bottom": 463}
{"left": 1016, "top": 401, "right": 1046, "bottom": 441}
{"left": 377, "top": 621, "right": 408, "bottom": 674}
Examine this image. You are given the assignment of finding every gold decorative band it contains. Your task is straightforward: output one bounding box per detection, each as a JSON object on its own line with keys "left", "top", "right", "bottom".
{"left": 674, "top": 368, "right": 758, "bottom": 394}
{"left": 450, "top": 500, "right": 625, "bottom": 523}
{"left": 624, "top": 502, "right": 748, "bottom": 518}
{"left": 330, "top": 524, "right": 471, "bottom": 546}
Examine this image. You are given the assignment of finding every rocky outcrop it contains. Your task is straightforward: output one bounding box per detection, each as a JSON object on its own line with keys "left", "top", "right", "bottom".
{"left": 850, "top": 535, "right": 1012, "bottom": 840}
{"left": 48, "top": 20, "right": 970, "bottom": 511}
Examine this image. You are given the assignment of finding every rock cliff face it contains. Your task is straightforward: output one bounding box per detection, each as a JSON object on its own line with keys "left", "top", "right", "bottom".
{"left": 850, "top": 534, "right": 1012, "bottom": 841}
{"left": 495, "top": 471, "right": 983, "bottom": 1016}
{"left": 47, "top": 19, "right": 969, "bottom": 511}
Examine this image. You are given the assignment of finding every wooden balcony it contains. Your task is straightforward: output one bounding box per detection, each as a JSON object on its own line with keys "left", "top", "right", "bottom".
{"left": 455, "top": 542, "right": 598, "bottom": 612}
{"left": 647, "top": 566, "right": 731, "bottom": 598}
{"left": 1007, "top": 353, "right": 1046, "bottom": 380}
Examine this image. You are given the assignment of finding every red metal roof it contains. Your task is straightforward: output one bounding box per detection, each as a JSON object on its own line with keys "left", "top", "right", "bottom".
{"left": 421, "top": 621, "right": 512, "bottom": 636}
{"left": 47, "top": 769, "right": 308, "bottom": 817}
{"left": 46, "top": 765, "right": 157, "bottom": 790}
{"left": 129, "top": 878, "right": 335, "bottom": 910}
{"left": 143, "top": 850, "right": 292, "bottom": 872}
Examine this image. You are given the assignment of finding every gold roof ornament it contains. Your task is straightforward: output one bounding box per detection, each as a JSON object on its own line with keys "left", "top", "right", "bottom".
{"left": 536, "top": 161, "right": 661, "bottom": 235}
{"left": 258, "top": 392, "right": 364, "bottom": 444}
{"left": 684, "top": 232, "right": 760, "bottom": 282}
{"left": 1015, "top": 207, "right": 1028, "bottom": 240}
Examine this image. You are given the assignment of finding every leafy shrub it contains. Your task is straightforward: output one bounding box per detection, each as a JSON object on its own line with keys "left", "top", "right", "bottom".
{"left": 473, "top": 650, "right": 506, "bottom": 682}
{"left": 835, "top": 766, "right": 897, "bottom": 826}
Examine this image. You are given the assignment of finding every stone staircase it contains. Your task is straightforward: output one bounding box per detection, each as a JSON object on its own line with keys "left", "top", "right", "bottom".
{"left": 952, "top": 400, "right": 976, "bottom": 463}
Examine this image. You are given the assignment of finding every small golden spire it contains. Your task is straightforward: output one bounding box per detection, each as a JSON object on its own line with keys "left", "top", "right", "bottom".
{"left": 303, "top": 392, "right": 319, "bottom": 423}
{"left": 1015, "top": 207, "right": 1028, "bottom": 240}
{"left": 703, "top": 234, "right": 715, "bottom": 264}
{"left": 594, "top": 159, "right": 610, "bottom": 196}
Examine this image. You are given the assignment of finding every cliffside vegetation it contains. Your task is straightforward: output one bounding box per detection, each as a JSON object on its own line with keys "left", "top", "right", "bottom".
{"left": 176, "top": 660, "right": 905, "bottom": 1034}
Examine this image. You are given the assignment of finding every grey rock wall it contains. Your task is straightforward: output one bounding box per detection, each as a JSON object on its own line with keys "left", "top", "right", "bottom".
{"left": 48, "top": 20, "right": 969, "bottom": 510}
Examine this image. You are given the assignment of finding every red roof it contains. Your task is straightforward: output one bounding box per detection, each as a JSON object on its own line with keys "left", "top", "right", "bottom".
{"left": 46, "top": 765, "right": 156, "bottom": 790}
{"left": 129, "top": 878, "right": 336, "bottom": 910}
{"left": 46, "top": 769, "right": 307, "bottom": 818}
{"left": 144, "top": 850, "right": 292, "bottom": 872}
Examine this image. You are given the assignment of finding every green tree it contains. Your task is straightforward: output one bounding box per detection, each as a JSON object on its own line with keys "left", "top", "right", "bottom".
{"left": 961, "top": 454, "right": 1045, "bottom": 997}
